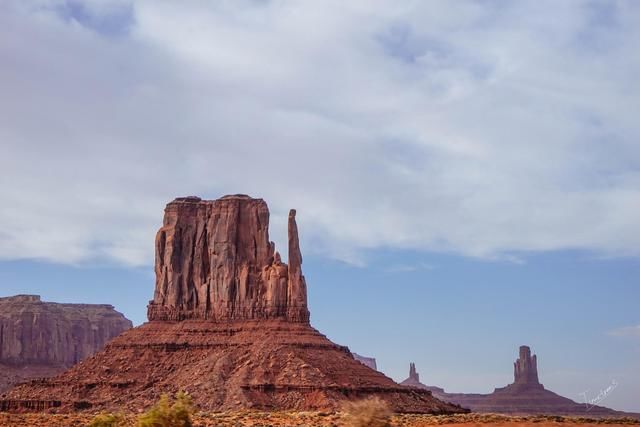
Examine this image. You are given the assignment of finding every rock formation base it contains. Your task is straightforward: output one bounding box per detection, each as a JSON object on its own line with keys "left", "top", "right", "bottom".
{"left": 0, "top": 364, "right": 65, "bottom": 395}
{"left": 5, "top": 320, "right": 463, "bottom": 414}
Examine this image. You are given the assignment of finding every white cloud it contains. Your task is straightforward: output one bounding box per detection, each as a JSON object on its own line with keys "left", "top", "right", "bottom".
{"left": 609, "top": 325, "right": 640, "bottom": 338}
{"left": 383, "top": 262, "right": 435, "bottom": 273}
{"left": 0, "top": 0, "right": 639, "bottom": 266}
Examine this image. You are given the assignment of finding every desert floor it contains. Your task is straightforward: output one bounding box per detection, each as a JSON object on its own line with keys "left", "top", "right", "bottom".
{"left": 1, "top": 412, "right": 639, "bottom": 427}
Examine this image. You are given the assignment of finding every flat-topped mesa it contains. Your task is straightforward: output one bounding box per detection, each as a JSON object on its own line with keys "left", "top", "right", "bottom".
{"left": 513, "top": 345, "right": 541, "bottom": 387}
{"left": 353, "top": 353, "right": 378, "bottom": 371}
{"left": 0, "top": 295, "right": 131, "bottom": 369}
{"left": 0, "top": 295, "right": 41, "bottom": 303}
{"left": 147, "top": 195, "right": 310, "bottom": 323}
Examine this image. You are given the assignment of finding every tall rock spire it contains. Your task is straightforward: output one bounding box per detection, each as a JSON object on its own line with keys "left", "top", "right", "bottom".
{"left": 513, "top": 345, "right": 540, "bottom": 385}
{"left": 400, "top": 362, "right": 430, "bottom": 389}
{"left": 409, "top": 362, "right": 419, "bottom": 382}
{"left": 286, "top": 209, "right": 310, "bottom": 322}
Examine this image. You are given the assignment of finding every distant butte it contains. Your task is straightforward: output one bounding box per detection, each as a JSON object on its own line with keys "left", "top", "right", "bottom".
{"left": 0, "top": 295, "right": 131, "bottom": 394}
{"left": 2, "top": 195, "right": 466, "bottom": 414}
{"left": 353, "top": 353, "right": 378, "bottom": 371}
{"left": 400, "top": 346, "right": 634, "bottom": 417}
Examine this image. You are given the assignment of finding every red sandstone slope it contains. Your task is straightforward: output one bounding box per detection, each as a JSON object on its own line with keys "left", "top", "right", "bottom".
{"left": 2, "top": 195, "right": 465, "bottom": 414}
{"left": 4, "top": 321, "right": 458, "bottom": 413}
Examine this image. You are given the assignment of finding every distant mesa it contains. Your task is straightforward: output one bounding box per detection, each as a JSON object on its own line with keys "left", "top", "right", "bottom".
{"left": 353, "top": 353, "right": 378, "bottom": 371}
{"left": 2, "top": 195, "right": 466, "bottom": 414}
{"left": 401, "top": 346, "right": 632, "bottom": 417}
{"left": 0, "top": 295, "right": 131, "bottom": 393}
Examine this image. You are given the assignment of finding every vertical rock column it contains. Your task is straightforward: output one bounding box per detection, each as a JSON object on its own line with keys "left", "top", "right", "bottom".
{"left": 287, "top": 209, "right": 310, "bottom": 322}
{"left": 514, "top": 345, "right": 540, "bottom": 385}
{"left": 409, "top": 362, "right": 420, "bottom": 382}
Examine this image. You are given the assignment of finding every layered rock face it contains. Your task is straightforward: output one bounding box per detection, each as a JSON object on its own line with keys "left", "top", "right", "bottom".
{"left": 400, "top": 347, "right": 629, "bottom": 417}
{"left": 0, "top": 295, "right": 131, "bottom": 392}
{"left": 4, "top": 321, "right": 462, "bottom": 413}
{"left": 3, "top": 195, "right": 464, "bottom": 415}
{"left": 147, "top": 195, "right": 309, "bottom": 323}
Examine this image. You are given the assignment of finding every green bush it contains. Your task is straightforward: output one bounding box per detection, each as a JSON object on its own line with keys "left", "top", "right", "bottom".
{"left": 87, "top": 412, "right": 126, "bottom": 427}
{"left": 137, "top": 392, "right": 193, "bottom": 427}
{"left": 343, "top": 396, "right": 392, "bottom": 427}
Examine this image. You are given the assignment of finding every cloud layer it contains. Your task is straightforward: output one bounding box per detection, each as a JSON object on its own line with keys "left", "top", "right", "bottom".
{"left": 609, "top": 325, "right": 640, "bottom": 338}
{"left": 1, "top": 0, "right": 639, "bottom": 266}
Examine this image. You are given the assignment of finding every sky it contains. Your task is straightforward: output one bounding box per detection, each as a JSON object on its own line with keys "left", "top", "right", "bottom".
{"left": 0, "top": 0, "right": 639, "bottom": 413}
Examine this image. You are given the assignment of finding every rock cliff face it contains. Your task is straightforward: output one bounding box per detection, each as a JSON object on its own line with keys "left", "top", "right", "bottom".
{"left": 0, "top": 295, "right": 131, "bottom": 392}
{"left": 147, "top": 195, "right": 309, "bottom": 323}
{"left": 3, "top": 195, "right": 465, "bottom": 415}
{"left": 400, "top": 347, "right": 628, "bottom": 417}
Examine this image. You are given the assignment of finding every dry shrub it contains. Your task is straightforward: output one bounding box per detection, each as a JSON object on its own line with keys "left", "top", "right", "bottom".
{"left": 87, "top": 412, "right": 126, "bottom": 427}
{"left": 137, "top": 391, "right": 193, "bottom": 427}
{"left": 343, "top": 396, "right": 392, "bottom": 427}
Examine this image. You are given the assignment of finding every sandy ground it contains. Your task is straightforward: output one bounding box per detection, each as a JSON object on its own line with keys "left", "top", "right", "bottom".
{"left": 1, "top": 412, "right": 639, "bottom": 427}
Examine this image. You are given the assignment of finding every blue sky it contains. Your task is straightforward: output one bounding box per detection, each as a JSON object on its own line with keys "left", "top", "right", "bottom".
{"left": 0, "top": 0, "right": 639, "bottom": 413}
{"left": 2, "top": 249, "right": 639, "bottom": 411}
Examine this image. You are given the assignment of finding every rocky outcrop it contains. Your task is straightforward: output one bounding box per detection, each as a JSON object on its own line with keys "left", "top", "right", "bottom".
{"left": 400, "top": 363, "right": 423, "bottom": 388}
{"left": 0, "top": 295, "right": 131, "bottom": 392}
{"left": 353, "top": 353, "right": 378, "bottom": 371}
{"left": 513, "top": 346, "right": 541, "bottom": 388}
{"left": 147, "top": 195, "right": 309, "bottom": 323}
{"left": 400, "top": 347, "right": 630, "bottom": 417}
{"left": 3, "top": 195, "right": 465, "bottom": 415}
{"left": 400, "top": 363, "right": 445, "bottom": 396}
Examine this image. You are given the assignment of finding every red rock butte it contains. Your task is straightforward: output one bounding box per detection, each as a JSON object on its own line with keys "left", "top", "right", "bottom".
{"left": 400, "top": 346, "right": 632, "bottom": 417}
{"left": 1, "top": 195, "right": 465, "bottom": 414}
{"left": 147, "top": 195, "right": 309, "bottom": 323}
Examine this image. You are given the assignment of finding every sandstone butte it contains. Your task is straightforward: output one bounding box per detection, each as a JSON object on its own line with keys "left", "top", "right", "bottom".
{"left": 0, "top": 295, "right": 132, "bottom": 393}
{"left": 1, "top": 195, "right": 466, "bottom": 414}
{"left": 353, "top": 353, "right": 378, "bottom": 371}
{"left": 400, "top": 346, "right": 636, "bottom": 417}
